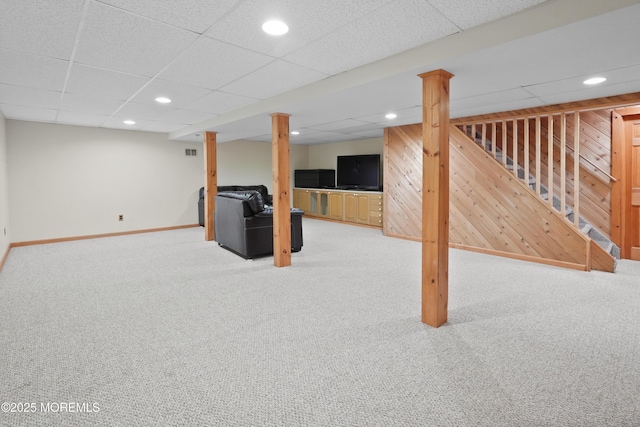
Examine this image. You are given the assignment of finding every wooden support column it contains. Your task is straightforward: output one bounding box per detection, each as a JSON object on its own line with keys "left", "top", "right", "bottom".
{"left": 203, "top": 131, "right": 217, "bottom": 241}
{"left": 271, "top": 113, "right": 292, "bottom": 267}
{"left": 418, "top": 69, "right": 454, "bottom": 328}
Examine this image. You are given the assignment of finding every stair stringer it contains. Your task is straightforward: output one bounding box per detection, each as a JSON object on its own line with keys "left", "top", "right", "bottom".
{"left": 449, "top": 125, "right": 614, "bottom": 272}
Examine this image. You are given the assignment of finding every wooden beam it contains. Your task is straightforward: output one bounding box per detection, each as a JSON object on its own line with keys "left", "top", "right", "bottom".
{"left": 203, "top": 131, "right": 217, "bottom": 241}
{"left": 271, "top": 113, "right": 292, "bottom": 267}
{"left": 418, "top": 69, "right": 454, "bottom": 328}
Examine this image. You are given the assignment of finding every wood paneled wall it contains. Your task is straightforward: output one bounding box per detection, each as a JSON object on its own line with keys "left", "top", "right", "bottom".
{"left": 384, "top": 124, "right": 606, "bottom": 271}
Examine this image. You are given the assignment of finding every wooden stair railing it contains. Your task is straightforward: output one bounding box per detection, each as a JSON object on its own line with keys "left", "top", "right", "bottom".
{"left": 455, "top": 112, "right": 617, "bottom": 272}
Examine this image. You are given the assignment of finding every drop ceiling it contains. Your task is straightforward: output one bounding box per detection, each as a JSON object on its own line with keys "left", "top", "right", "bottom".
{"left": 1, "top": 0, "right": 640, "bottom": 144}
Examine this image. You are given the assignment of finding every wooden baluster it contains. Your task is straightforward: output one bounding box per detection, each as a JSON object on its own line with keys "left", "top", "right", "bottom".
{"left": 491, "top": 122, "right": 497, "bottom": 159}
{"left": 548, "top": 115, "right": 554, "bottom": 207}
{"left": 524, "top": 118, "right": 530, "bottom": 190}
{"left": 502, "top": 120, "right": 507, "bottom": 168}
{"left": 560, "top": 113, "right": 567, "bottom": 217}
{"left": 513, "top": 119, "right": 518, "bottom": 178}
{"left": 471, "top": 123, "right": 476, "bottom": 142}
{"left": 536, "top": 117, "right": 541, "bottom": 195}
{"left": 573, "top": 112, "right": 580, "bottom": 227}
{"left": 481, "top": 123, "right": 487, "bottom": 152}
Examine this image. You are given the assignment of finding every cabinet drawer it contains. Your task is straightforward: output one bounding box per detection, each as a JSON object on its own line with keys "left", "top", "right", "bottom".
{"left": 370, "top": 217, "right": 383, "bottom": 227}
{"left": 369, "top": 211, "right": 382, "bottom": 219}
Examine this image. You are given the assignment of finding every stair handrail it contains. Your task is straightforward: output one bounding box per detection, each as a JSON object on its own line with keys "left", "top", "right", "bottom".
{"left": 564, "top": 145, "right": 618, "bottom": 182}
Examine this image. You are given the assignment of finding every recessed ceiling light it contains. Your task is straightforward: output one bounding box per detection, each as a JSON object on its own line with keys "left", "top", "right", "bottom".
{"left": 155, "top": 96, "right": 172, "bottom": 104}
{"left": 583, "top": 77, "right": 606, "bottom": 85}
{"left": 262, "top": 20, "right": 289, "bottom": 36}
{"left": 385, "top": 113, "right": 397, "bottom": 119}
{"left": 291, "top": 131, "right": 300, "bottom": 135}
{"left": 123, "top": 120, "right": 135, "bottom": 125}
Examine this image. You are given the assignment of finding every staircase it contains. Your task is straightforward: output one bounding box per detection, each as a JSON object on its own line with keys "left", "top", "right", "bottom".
{"left": 465, "top": 128, "right": 620, "bottom": 261}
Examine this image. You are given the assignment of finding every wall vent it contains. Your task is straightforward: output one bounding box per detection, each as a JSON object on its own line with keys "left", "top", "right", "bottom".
{"left": 185, "top": 148, "right": 197, "bottom": 156}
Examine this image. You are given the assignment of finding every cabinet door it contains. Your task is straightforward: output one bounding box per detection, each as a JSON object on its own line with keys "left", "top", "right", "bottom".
{"left": 344, "top": 193, "right": 357, "bottom": 223}
{"left": 356, "top": 194, "right": 370, "bottom": 224}
{"left": 309, "top": 191, "right": 319, "bottom": 215}
{"left": 294, "top": 190, "right": 311, "bottom": 214}
{"left": 318, "top": 192, "right": 329, "bottom": 217}
{"left": 328, "top": 192, "right": 344, "bottom": 220}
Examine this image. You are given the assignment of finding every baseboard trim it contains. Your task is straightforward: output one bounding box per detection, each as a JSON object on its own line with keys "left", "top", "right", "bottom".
{"left": 11, "top": 224, "right": 200, "bottom": 248}
{"left": 449, "top": 243, "right": 588, "bottom": 271}
{"left": 0, "top": 244, "right": 10, "bottom": 272}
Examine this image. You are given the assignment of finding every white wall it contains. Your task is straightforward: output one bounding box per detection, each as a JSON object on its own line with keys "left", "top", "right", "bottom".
{"left": 0, "top": 113, "right": 10, "bottom": 258}
{"left": 7, "top": 121, "right": 203, "bottom": 243}
{"left": 307, "top": 137, "right": 383, "bottom": 170}
{"left": 6, "top": 123, "right": 310, "bottom": 243}
{"left": 217, "top": 139, "right": 308, "bottom": 194}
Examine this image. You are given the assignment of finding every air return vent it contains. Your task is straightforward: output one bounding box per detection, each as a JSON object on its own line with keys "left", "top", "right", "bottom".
{"left": 185, "top": 148, "right": 197, "bottom": 156}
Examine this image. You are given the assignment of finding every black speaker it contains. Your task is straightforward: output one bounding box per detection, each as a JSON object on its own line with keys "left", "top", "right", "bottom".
{"left": 294, "top": 169, "right": 335, "bottom": 188}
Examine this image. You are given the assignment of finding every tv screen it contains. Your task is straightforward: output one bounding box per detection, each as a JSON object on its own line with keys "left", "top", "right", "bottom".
{"left": 336, "top": 154, "right": 381, "bottom": 190}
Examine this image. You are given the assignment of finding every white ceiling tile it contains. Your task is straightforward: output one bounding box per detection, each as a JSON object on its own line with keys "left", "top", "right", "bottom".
{"left": 56, "top": 111, "right": 110, "bottom": 127}
{"left": 524, "top": 64, "right": 640, "bottom": 98}
{"left": 221, "top": 60, "right": 328, "bottom": 99}
{"left": 101, "top": 116, "right": 153, "bottom": 130}
{"left": 158, "top": 109, "right": 213, "bottom": 125}
{"left": 0, "top": 104, "right": 57, "bottom": 122}
{"left": 539, "top": 80, "right": 640, "bottom": 107}
{"left": 452, "top": 97, "right": 543, "bottom": 119}
{"left": 184, "top": 91, "right": 257, "bottom": 115}
{"left": 284, "top": 0, "right": 459, "bottom": 75}
{"left": 115, "top": 101, "right": 176, "bottom": 121}
{"left": 339, "top": 123, "right": 384, "bottom": 134}
{"left": 130, "top": 80, "right": 213, "bottom": 109}
{"left": 346, "top": 129, "right": 384, "bottom": 139}
{"left": 139, "top": 121, "right": 186, "bottom": 133}
{"left": 0, "top": 49, "right": 68, "bottom": 91}
{"left": 98, "top": 0, "right": 241, "bottom": 33}
{"left": 74, "top": 2, "right": 198, "bottom": 77}
{"left": 306, "top": 119, "right": 371, "bottom": 132}
{"left": 60, "top": 93, "right": 124, "bottom": 115}
{"left": 358, "top": 105, "right": 422, "bottom": 126}
{"left": 453, "top": 87, "right": 535, "bottom": 111}
{"left": 0, "top": 0, "right": 85, "bottom": 59}
{"left": 158, "top": 37, "right": 273, "bottom": 89}
{"left": 65, "top": 64, "right": 150, "bottom": 101}
{"left": 0, "top": 84, "right": 61, "bottom": 109}
{"left": 205, "top": 0, "right": 391, "bottom": 58}
{"left": 428, "top": 0, "right": 547, "bottom": 30}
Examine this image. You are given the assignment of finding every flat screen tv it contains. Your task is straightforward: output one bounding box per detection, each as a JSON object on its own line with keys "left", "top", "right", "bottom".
{"left": 336, "top": 154, "right": 381, "bottom": 190}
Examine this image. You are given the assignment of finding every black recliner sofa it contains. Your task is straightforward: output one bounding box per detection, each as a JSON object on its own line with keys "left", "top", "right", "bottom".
{"left": 198, "top": 185, "right": 272, "bottom": 227}
{"left": 214, "top": 190, "right": 303, "bottom": 259}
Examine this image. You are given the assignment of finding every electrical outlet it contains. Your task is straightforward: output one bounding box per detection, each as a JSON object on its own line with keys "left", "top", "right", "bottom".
{"left": 118, "top": 215, "right": 124, "bottom": 221}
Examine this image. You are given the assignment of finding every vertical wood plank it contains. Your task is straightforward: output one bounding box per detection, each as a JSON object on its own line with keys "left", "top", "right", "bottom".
{"left": 271, "top": 113, "right": 292, "bottom": 267}
{"left": 513, "top": 119, "right": 518, "bottom": 178}
{"left": 418, "top": 69, "right": 454, "bottom": 328}
{"left": 548, "top": 115, "right": 554, "bottom": 207}
{"left": 611, "top": 111, "right": 625, "bottom": 251}
{"left": 491, "top": 122, "right": 497, "bottom": 158}
{"left": 502, "top": 121, "right": 507, "bottom": 168}
{"left": 574, "top": 112, "right": 581, "bottom": 227}
{"left": 524, "top": 118, "right": 530, "bottom": 189}
{"left": 204, "top": 131, "right": 217, "bottom": 241}
{"left": 560, "top": 113, "right": 567, "bottom": 217}
{"left": 481, "top": 123, "right": 487, "bottom": 152}
{"left": 536, "top": 117, "right": 541, "bottom": 195}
